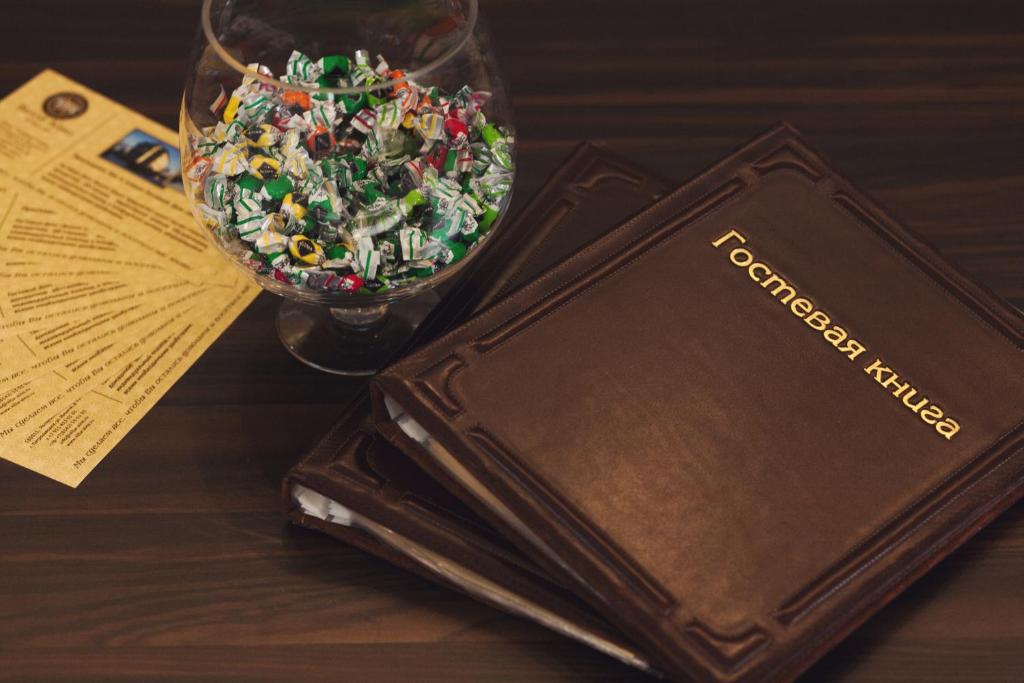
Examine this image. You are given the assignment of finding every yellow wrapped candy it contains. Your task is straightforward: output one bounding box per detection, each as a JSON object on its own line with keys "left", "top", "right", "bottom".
{"left": 249, "top": 154, "right": 281, "bottom": 179}
{"left": 289, "top": 234, "right": 324, "bottom": 266}
{"left": 281, "top": 193, "right": 308, "bottom": 221}
{"left": 223, "top": 93, "right": 243, "bottom": 123}
{"left": 245, "top": 123, "right": 280, "bottom": 149}
{"left": 415, "top": 111, "right": 444, "bottom": 140}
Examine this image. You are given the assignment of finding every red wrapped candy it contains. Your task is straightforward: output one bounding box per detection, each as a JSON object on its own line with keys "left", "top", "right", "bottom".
{"left": 338, "top": 273, "right": 365, "bottom": 292}
{"left": 424, "top": 144, "right": 449, "bottom": 171}
{"left": 444, "top": 116, "right": 469, "bottom": 142}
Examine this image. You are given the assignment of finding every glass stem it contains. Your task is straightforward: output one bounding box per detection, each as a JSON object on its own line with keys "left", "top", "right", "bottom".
{"left": 329, "top": 304, "right": 390, "bottom": 333}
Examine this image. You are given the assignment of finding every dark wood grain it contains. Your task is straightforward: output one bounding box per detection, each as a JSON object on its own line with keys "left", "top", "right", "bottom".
{"left": 1, "top": 1, "right": 1021, "bottom": 680}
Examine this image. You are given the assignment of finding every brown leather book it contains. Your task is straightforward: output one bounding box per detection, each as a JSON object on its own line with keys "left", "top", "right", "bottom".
{"left": 285, "top": 142, "right": 672, "bottom": 670}
{"left": 373, "top": 124, "right": 1024, "bottom": 682}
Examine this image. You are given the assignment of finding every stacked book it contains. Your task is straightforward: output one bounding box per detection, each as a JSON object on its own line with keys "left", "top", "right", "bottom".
{"left": 284, "top": 125, "right": 1024, "bottom": 682}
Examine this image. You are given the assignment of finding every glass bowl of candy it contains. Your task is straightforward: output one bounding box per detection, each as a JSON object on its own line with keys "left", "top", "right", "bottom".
{"left": 180, "top": 0, "right": 514, "bottom": 375}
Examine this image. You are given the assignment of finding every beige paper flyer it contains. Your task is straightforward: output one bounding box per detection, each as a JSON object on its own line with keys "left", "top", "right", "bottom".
{"left": 0, "top": 70, "right": 260, "bottom": 486}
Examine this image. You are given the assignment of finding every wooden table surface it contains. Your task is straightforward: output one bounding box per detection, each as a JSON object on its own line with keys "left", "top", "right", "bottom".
{"left": 1, "top": 1, "right": 1021, "bottom": 681}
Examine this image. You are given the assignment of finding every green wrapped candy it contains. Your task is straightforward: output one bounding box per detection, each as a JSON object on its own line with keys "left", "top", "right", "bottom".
{"left": 362, "top": 182, "right": 385, "bottom": 205}
{"left": 349, "top": 157, "right": 368, "bottom": 181}
{"left": 264, "top": 251, "right": 289, "bottom": 269}
{"left": 399, "top": 189, "right": 425, "bottom": 217}
{"left": 481, "top": 124, "right": 513, "bottom": 170}
{"left": 320, "top": 55, "right": 351, "bottom": 76}
{"left": 337, "top": 93, "right": 366, "bottom": 114}
{"left": 236, "top": 173, "right": 264, "bottom": 193}
{"left": 443, "top": 148, "right": 458, "bottom": 175}
{"left": 440, "top": 239, "right": 467, "bottom": 265}
{"left": 324, "top": 244, "right": 352, "bottom": 261}
{"left": 264, "top": 175, "right": 294, "bottom": 201}
{"left": 478, "top": 205, "right": 499, "bottom": 234}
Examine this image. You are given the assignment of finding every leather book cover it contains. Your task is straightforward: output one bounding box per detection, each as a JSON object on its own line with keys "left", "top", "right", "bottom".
{"left": 373, "top": 123, "right": 1024, "bottom": 682}
{"left": 285, "top": 142, "right": 672, "bottom": 669}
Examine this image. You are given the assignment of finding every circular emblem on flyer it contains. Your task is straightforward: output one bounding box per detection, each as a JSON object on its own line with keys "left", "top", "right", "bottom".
{"left": 42, "top": 92, "right": 88, "bottom": 119}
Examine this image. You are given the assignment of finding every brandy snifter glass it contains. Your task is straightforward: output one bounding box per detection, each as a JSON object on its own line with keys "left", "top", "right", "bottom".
{"left": 180, "top": 0, "right": 514, "bottom": 375}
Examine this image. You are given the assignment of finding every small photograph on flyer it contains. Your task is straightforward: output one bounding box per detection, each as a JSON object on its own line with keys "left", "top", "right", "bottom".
{"left": 100, "top": 129, "right": 183, "bottom": 190}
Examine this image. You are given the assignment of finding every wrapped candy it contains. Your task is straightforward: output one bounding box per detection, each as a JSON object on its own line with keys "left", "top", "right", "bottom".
{"left": 399, "top": 227, "right": 427, "bottom": 260}
{"left": 415, "top": 111, "right": 445, "bottom": 141}
{"left": 282, "top": 91, "right": 311, "bottom": 110}
{"left": 286, "top": 50, "right": 322, "bottom": 84}
{"left": 278, "top": 128, "right": 303, "bottom": 155}
{"left": 337, "top": 273, "right": 364, "bottom": 292}
{"left": 351, "top": 201, "right": 404, "bottom": 239}
{"left": 255, "top": 230, "right": 289, "bottom": 254}
{"left": 348, "top": 50, "right": 375, "bottom": 88}
{"left": 399, "top": 189, "right": 426, "bottom": 217}
{"left": 481, "top": 124, "right": 513, "bottom": 170}
{"left": 263, "top": 175, "right": 294, "bottom": 201}
{"left": 187, "top": 156, "right": 213, "bottom": 185}
{"left": 242, "top": 251, "right": 271, "bottom": 275}
{"left": 248, "top": 154, "right": 281, "bottom": 179}
{"left": 260, "top": 213, "right": 287, "bottom": 235}
{"left": 438, "top": 239, "right": 467, "bottom": 265}
{"left": 351, "top": 108, "right": 378, "bottom": 135}
{"left": 453, "top": 143, "right": 474, "bottom": 175}
{"left": 210, "top": 143, "right": 248, "bottom": 176}
{"left": 445, "top": 116, "right": 469, "bottom": 142}
{"left": 319, "top": 55, "right": 351, "bottom": 77}
{"left": 376, "top": 100, "right": 404, "bottom": 130}
{"left": 293, "top": 166, "right": 326, "bottom": 196}
{"left": 289, "top": 235, "right": 324, "bottom": 266}
{"left": 233, "top": 195, "right": 265, "bottom": 241}
{"left": 266, "top": 251, "right": 290, "bottom": 270}
{"left": 236, "top": 93, "right": 275, "bottom": 125}
{"left": 271, "top": 105, "right": 306, "bottom": 131}
{"left": 355, "top": 236, "right": 382, "bottom": 280}
{"left": 304, "top": 270, "right": 338, "bottom": 290}
{"left": 282, "top": 150, "right": 312, "bottom": 179}
{"left": 281, "top": 192, "right": 308, "bottom": 222}
{"left": 244, "top": 124, "right": 281, "bottom": 149}
{"left": 223, "top": 91, "right": 244, "bottom": 123}
{"left": 203, "top": 174, "right": 231, "bottom": 211}
{"left": 304, "top": 103, "right": 336, "bottom": 130}
{"left": 337, "top": 93, "right": 367, "bottom": 115}
{"left": 188, "top": 48, "right": 513, "bottom": 292}
{"left": 306, "top": 125, "right": 335, "bottom": 159}
{"left": 431, "top": 208, "right": 474, "bottom": 240}
{"left": 423, "top": 143, "right": 448, "bottom": 172}
{"left": 478, "top": 204, "right": 500, "bottom": 233}
{"left": 362, "top": 128, "right": 383, "bottom": 160}
{"left": 242, "top": 62, "right": 274, "bottom": 86}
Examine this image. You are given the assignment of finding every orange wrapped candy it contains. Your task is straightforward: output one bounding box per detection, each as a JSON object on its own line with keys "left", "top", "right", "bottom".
{"left": 282, "top": 90, "right": 311, "bottom": 110}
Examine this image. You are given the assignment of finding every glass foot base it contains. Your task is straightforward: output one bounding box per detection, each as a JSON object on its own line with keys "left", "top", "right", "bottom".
{"left": 276, "top": 294, "right": 439, "bottom": 376}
